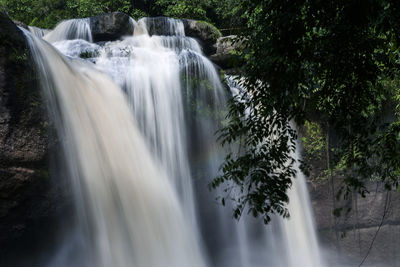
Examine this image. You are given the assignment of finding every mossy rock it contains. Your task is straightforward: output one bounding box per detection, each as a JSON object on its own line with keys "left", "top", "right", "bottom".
{"left": 209, "top": 35, "right": 244, "bottom": 70}
{"left": 90, "top": 12, "right": 135, "bottom": 42}
{"left": 181, "top": 19, "right": 222, "bottom": 55}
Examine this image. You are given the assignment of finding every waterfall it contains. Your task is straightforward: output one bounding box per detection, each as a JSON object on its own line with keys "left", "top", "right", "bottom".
{"left": 225, "top": 76, "right": 326, "bottom": 267}
{"left": 44, "top": 18, "right": 92, "bottom": 43}
{"left": 21, "top": 15, "right": 326, "bottom": 267}
{"left": 28, "top": 25, "right": 49, "bottom": 37}
{"left": 282, "top": 148, "right": 325, "bottom": 267}
{"left": 23, "top": 30, "right": 206, "bottom": 267}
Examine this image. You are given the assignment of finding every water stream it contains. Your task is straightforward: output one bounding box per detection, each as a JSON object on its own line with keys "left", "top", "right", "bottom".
{"left": 23, "top": 16, "right": 326, "bottom": 267}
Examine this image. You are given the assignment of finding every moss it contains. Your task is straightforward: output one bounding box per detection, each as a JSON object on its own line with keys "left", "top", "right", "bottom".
{"left": 196, "top": 20, "right": 222, "bottom": 42}
{"left": 302, "top": 120, "right": 325, "bottom": 160}
{"left": 79, "top": 50, "right": 100, "bottom": 59}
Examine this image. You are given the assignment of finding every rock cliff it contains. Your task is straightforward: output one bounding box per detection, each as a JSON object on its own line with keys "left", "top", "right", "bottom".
{"left": 0, "top": 12, "right": 66, "bottom": 266}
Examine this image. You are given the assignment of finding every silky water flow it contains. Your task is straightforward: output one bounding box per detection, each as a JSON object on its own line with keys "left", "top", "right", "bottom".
{"left": 22, "top": 16, "right": 326, "bottom": 267}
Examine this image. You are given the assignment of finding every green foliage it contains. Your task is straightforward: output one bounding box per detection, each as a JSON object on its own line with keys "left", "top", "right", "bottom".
{"left": 214, "top": 0, "right": 400, "bottom": 223}
{"left": 0, "top": 0, "right": 136, "bottom": 28}
{"left": 301, "top": 121, "right": 325, "bottom": 160}
{"left": 1, "top": 0, "right": 241, "bottom": 30}
{"left": 155, "top": 0, "right": 210, "bottom": 21}
{"left": 153, "top": 0, "right": 243, "bottom": 31}
{"left": 79, "top": 50, "right": 99, "bottom": 59}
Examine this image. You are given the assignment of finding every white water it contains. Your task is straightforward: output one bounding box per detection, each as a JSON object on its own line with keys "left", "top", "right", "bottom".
{"left": 28, "top": 26, "right": 49, "bottom": 37}
{"left": 44, "top": 18, "right": 92, "bottom": 43}
{"left": 23, "top": 29, "right": 206, "bottom": 267}
{"left": 283, "top": 148, "right": 325, "bottom": 267}
{"left": 22, "top": 15, "right": 326, "bottom": 267}
{"left": 226, "top": 77, "right": 325, "bottom": 267}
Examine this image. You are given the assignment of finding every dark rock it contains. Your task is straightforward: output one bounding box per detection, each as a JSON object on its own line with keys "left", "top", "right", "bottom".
{"left": 0, "top": 12, "right": 63, "bottom": 265}
{"left": 90, "top": 12, "right": 134, "bottom": 42}
{"left": 142, "top": 17, "right": 222, "bottom": 55}
{"left": 0, "top": 12, "right": 48, "bottom": 168}
{"left": 12, "top": 20, "right": 28, "bottom": 30}
{"left": 142, "top": 17, "right": 184, "bottom": 36}
{"left": 181, "top": 19, "right": 222, "bottom": 55}
{"left": 209, "top": 35, "right": 242, "bottom": 69}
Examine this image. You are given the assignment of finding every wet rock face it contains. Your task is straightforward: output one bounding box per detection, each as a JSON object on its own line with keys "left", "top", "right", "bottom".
{"left": 181, "top": 19, "right": 222, "bottom": 55}
{"left": 209, "top": 35, "right": 243, "bottom": 69}
{"left": 0, "top": 12, "right": 63, "bottom": 263}
{"left": 141, "top": 17, "right": 222, "bottom": 55}
{"left": 142, "top": 16, "right": 184, "bottom": 36}
{"left": 310, "top": 179, "right": 400, "bottom": 267}
{"left": 298, "top": 123, "right": 400, "bottom": 266}
{"left": 90, "top": 12, "right": 135, "bottom": 42}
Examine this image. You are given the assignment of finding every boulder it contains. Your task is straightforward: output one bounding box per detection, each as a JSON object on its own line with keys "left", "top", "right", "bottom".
{"left": 209, "top": 35, "right": 242, "bottom": 69}
{"left": 141, "top": 17, "right": 185, "bottom": 36}
{"left": 141, "top": 17, "right": 221, "bottom": 55}
{"left": 181, "top": 19, "right": 222, "bottom": 55}
{"left": 90, "top": 12, "right": 134, "bottom": 42}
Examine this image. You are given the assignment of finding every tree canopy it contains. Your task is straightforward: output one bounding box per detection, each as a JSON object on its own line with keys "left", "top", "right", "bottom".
{"left": 211, "top": 0, "right": 400, "bottom": 223}
{"left": 0, "top": 0, "right": 240, "bottom": 29}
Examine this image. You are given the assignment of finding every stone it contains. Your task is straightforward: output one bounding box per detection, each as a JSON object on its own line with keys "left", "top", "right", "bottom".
{"left": 12, "top": 20, "right": 28, "bottom": 30}
{"left": 90, "top": 12, "right": 134, "bottom": 42}
{"left": 0, "top": 12, "right": 65, "bottom": 265}
{"left": 209, "top": 35, "right": 242, "bottom": 69}
{"left": 320, "top": 224, "right": 400, "bottom": 266}
{"left": 140, "top": 17, "right": 221, "bottom": 55}
{"left": 142, "top": 17, "right": 184, "bottom": 36}
{"left": 301, "top": 123, "right": 400, "bottom": 266}
{"left": 181, "top": 19, "right": 222, "bottom": 55}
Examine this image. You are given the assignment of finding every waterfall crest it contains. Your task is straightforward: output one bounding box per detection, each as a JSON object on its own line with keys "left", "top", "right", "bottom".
{"left": 44, "top": 18, "right": 92, "bottom": 43}
{"left": 28, "top": 25, "right": 49, "bottom": 37}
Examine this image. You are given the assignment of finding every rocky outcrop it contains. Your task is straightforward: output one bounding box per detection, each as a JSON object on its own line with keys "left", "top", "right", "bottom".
{"left": 309, "top": 178, "right": 400, "bottom": 266}
{"left": 209, "top": 35, "right": 242, "bottom": 69}
{"left": 0, "top": 12, "right": 63, "bottom": 265}
{"left": 12, "top": 20, "right": 28, "bottom": 29}
{"left": 181, "top": 19, "right": 222, "bottom": 55}
{"left": 300, "top": 122, "right": 400, "bottom": 266}
{"left": 142, "top": 17, "right": 183, "bottom": 36}
{"left": 142, "top": 17, "right": 222, "bottom": 55}
{"left": 90, "top": 12, "right": 134, "bottom": 42}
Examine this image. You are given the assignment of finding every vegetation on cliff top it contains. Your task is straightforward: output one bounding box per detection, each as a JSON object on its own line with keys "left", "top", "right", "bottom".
{"left": 0, "top": 0, "right": 241, "bottom": 30}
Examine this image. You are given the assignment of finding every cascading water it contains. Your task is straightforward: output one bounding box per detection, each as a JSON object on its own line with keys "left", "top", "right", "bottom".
{"left": 226, "top": 77, "right": 326, "bottom": 267}
{"left": 23, "top": 28, "right": 206, "bottom": 267}
{"left": 43, "top": 18, "right": 92, "bottom": 43}
{"left": 28, "top": 25, "right": 49, "bottom": 37}
{"left": 20, "top": 15, "right": 326, "bottom": 267}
